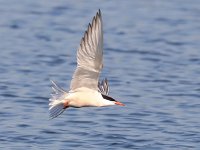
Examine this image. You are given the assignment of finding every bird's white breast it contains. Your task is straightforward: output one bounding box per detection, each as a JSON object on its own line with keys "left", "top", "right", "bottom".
{"left": 66, "top": 87, "right": 104, "bottom": 107}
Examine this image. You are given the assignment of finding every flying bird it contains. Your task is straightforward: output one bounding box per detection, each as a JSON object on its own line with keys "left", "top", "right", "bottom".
{"left": 49, "top": 10, "right": 124, "bottom": 119}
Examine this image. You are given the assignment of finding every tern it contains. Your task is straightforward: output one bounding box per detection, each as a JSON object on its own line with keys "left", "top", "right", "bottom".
{"left": 49, "top": 10, "right": 125, "bottom": 119}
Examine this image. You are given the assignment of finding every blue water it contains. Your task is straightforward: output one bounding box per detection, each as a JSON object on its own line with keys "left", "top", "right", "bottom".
{"left": 1, "top": 0, "right": 200, "bottom": 149}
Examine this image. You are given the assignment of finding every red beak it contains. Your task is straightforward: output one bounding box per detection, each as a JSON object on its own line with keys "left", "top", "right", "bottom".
{"left": 115, "top": 101, "right": 125, "bottom": 106}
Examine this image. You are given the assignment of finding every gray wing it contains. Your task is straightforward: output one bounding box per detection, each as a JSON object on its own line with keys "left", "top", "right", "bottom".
{"left": 70, "top": 10, "right": 103, "bottom": 91}
{"left": 98, "top": 78, "right": 109, "bottom": 95}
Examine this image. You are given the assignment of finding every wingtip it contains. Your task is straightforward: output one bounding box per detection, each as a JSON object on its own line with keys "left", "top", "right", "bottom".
{"left": 97, "top": 9, "right": 101, "bottom": 18}
{"left": 105, "top": 78, "right": 108, "bottom": 82}
{"left": 89, "top": 22, "right": 92, "bottom": 26}
{"left": 98, "top": 9, "right": 101, "bottom": 14}
{"left": 50, "top": 79, "right": 54, "bottom": 84}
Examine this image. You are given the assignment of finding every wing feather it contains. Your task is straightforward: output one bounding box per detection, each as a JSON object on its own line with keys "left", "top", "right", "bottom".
{"left": 98, "top": 78, "right": 109, "bottom": 95}
{"left": 70, "top": 10, "right": 103, "bottom": 91}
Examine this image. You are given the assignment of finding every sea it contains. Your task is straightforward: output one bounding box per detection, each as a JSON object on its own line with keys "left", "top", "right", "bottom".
{"left": 0, "top": 0, "right": 200, "bottom": 149}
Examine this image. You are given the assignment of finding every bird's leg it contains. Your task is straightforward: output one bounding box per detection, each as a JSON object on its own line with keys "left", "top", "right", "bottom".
{"left": 63, "top": 101, "right": 69, "bottom": 109}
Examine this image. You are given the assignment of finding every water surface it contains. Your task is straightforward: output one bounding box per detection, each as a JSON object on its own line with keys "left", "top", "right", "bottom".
{"left": 0, "top": 0, "right": 200, "bottom": 149}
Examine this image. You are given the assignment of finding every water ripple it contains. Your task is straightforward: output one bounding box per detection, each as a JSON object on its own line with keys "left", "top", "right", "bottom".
{"left": 0, "top": 0, "right": 200, "bottom": 149}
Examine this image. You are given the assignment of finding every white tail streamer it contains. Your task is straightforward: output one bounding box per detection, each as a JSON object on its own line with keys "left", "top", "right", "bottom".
{"left": 49, "top": 80, "right": 68, "bottom": 119}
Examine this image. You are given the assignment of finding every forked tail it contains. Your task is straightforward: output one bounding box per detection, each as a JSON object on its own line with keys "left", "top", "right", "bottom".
{"left": 49, "top": 80, "right": 68, "bottom": 119}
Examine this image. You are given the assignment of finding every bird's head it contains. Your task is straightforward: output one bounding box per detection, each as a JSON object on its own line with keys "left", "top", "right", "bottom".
{"left": 102, "top": 94, "right": 125, "bottom": 106}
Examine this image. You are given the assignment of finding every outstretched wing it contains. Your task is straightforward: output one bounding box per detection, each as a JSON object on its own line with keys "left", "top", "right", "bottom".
{"left": 70, "top": 10, "right": 103, "bottom": 91}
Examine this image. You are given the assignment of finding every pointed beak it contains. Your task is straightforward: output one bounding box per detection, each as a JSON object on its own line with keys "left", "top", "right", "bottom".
{"left": 115, "top": 101, "right": 125, "bottom": 106}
